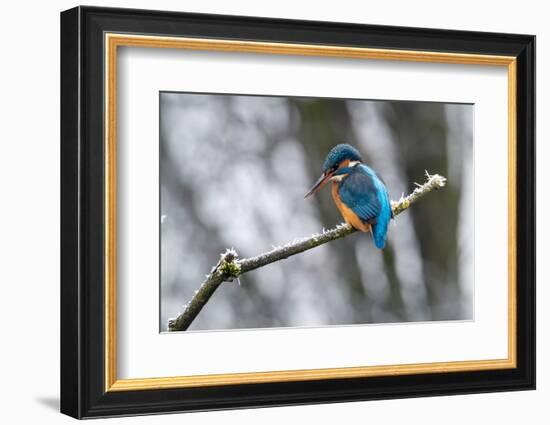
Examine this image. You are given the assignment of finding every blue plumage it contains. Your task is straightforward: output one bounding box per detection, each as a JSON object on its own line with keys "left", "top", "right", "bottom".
{"left": 305, "top": 144, "right": 392, "bottom": 249}
{"left": 322, "top": 144, "right": 362, "bottom": 172}
{"left": 337, "top": 164, "right": 392, "bottom": 249}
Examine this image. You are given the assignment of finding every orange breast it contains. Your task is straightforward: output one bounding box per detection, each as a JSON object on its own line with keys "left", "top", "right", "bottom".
{"left": 331, "top": 182, "right": 371, "bottom": 232}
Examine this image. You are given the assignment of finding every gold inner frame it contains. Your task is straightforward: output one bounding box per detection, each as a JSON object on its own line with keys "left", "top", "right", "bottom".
{"left": 104, "top": 33, "right": 517, "bottom": 392}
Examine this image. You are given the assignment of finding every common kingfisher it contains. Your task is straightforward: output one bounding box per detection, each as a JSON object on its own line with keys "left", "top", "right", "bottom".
{"left": 305, "top": 144, "right": 392, "bottom": 249}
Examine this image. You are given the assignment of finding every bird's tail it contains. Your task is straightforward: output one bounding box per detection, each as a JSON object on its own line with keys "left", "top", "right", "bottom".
{"left": 372, "top": 206, "right": 391, "bottom": 249}
{"left": 372, "top": 222, "right": 387, "bottom": 249}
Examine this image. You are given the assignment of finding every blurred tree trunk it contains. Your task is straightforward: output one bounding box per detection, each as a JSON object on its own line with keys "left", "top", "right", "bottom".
{"left": 298, "top": 99, "right": 388, "bottom": 323}
{"left": 383, "top": 103, "right": 461, "bottom": 319}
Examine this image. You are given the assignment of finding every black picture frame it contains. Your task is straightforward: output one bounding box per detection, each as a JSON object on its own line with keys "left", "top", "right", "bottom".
{"left": 60, "top": 5, "right": 535, "bottom": 419}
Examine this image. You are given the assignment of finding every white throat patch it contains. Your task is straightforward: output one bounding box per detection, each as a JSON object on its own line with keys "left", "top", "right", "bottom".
{"left": 330, "top": 174, "right": 347, "bottom": 182}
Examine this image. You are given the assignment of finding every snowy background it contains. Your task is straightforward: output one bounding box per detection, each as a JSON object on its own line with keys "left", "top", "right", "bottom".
{"left": 160, "top": 92, "right": 473, "bottom": 331}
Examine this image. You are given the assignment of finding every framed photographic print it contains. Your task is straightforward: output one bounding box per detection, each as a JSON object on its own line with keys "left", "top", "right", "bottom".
{"left": 60, "top": 6, "right": 535, "bottom": 419}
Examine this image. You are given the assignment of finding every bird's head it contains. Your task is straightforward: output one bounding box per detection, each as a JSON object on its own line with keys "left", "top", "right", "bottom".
{"left": 304, "top": 144, "right": 363, "bottom": 198}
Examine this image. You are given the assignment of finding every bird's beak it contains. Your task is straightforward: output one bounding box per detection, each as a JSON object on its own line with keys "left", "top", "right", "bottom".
{"left": 304, "top": 171, "right": 332, "bottom": 198}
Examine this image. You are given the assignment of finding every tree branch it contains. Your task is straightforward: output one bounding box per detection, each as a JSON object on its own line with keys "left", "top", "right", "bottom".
{"left": 167, "top": 172, "right": 447, "bottom": 331}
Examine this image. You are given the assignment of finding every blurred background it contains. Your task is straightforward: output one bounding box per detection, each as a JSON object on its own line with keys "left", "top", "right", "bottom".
{"left": 160, "top": 92, "right": 473, "bottom": 331}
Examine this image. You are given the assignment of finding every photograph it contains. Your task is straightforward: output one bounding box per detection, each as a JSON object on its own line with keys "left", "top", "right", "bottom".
{"left": 58, "top": 5, "right": 535, "bottom": 419}
{"left": 160, "top": 92, "right": 474, "bottom": 331}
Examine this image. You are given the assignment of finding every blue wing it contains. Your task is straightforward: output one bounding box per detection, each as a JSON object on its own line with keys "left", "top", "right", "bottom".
{"left": 339, "top": 165, "right": 392, "bottom": 248}
{"left": 338, "top": 170, "right": 381, "bottom": 224}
